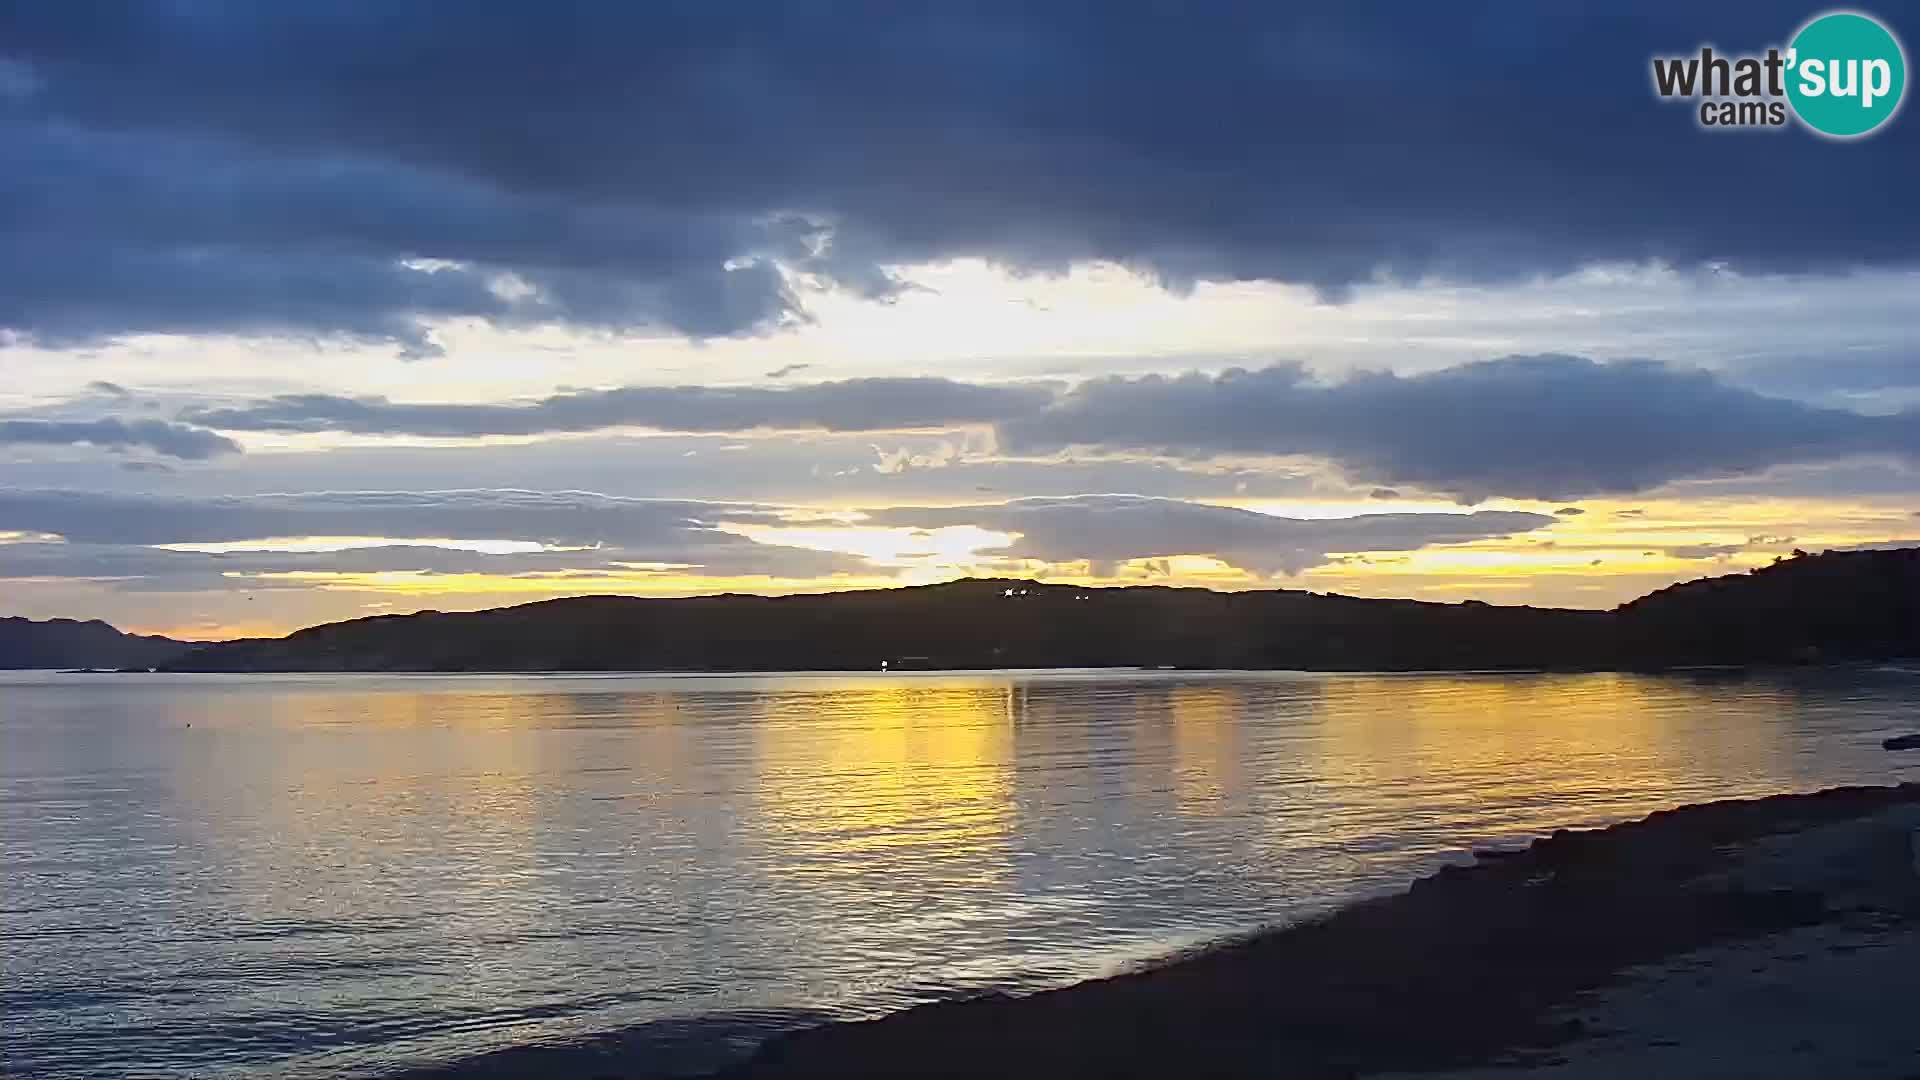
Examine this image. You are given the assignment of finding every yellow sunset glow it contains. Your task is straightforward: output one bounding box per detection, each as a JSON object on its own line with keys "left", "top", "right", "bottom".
{"left": 718, "top": 523, "right": 1019, "bottom": 568}
{"left": 26, "top": 490, "right": 1906, "bottom": 642}
{"left": 227, "top": 568, "right": 908, "bottom": 597}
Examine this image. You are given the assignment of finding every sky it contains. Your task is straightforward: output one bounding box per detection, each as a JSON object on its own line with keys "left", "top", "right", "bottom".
{"left": 1, "top": 3, "right": 1916, "bottom": 639}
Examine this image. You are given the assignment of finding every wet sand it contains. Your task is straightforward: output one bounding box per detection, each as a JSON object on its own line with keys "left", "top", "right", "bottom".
{"left": 724, "top": 783, "right": 1920, "bottom": 1079}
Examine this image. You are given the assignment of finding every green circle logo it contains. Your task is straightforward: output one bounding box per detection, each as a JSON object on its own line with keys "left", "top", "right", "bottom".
{"left": 1787, "top": 11, "right": 1907, "bottom": 137}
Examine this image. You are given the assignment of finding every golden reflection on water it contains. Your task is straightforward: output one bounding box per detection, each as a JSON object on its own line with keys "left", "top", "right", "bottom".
{"left": 1168, "top": 685, "right": 1247, "bottom": 811}
{"left": 228, "top": 689, "right": 551, "bottom": 914}
{"left": 753, "top": 680, "right": 1016, "bottom": 883}
{"left": 14, "top": 668, "right": 1912, "bottom": 1080}
{"left": 158, "top": 671, "right": 1854, "bottom": 970}
{"left": 197, "top": 673, "right": 1816, "bottom": 896}
{"left": 1302, "top": 673, "right": 1799, "bottom": 843}
{"left": 735, "top": 672, "right": 1818, "bottom": 887}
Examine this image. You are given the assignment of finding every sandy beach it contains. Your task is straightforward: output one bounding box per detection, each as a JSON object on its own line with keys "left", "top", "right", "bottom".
{"left": 722, "top": 783, "right": 1920, "bottom": 1079}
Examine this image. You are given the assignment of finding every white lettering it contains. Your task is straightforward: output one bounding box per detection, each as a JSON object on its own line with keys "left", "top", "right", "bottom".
{"left": 1863, "top": 58, "right": 1892, "bottom": 108}
{"left": 1800, "top": 57, "right": 1827, "bottom": 96}
{"left": 1829, "top": 58, "right": 1859, "bottom": 99}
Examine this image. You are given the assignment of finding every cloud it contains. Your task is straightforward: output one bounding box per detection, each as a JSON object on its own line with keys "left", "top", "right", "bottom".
{"left": 184, "top": 378, "right": 1050, "bottom": 437}
{"left": 0, "top": 489, "right": 869, "bottom": 586}
{"left": 865, "top": 495, "right": 1554, "bottom": 576}
{"left": 1556, "top": 507, "right": 1585, "bottom": 516}
{"left": 0, "top": 488, "right": 1550, "bottom": 590}
{"left": 765, "top": 363, "right": 812, "bottom": 379}
{"left": 1827, "top": 540, "right": 1920, "bottom": 555}
{"left": 999, "top": 356, "right": 1920, "bottom": 500}
{"left": 0, "top": 538, "right": 867, "bottom": 593}
{"left": 0, "top": 488, "right": 797, "bottom": 547}
{"left": 0, "top": 424, "right": 1334, "bottom": 509}
{"left": 1667, "top": 543, "right": 1743, "bottom": 559}
{"left": 1, "top": 5, "right": 1913, "bottom": 346}
{"left": 0, "top": 117, "right": 803, "bottom": 351}
{"left": 1733, "top": 349, "right": 1920, "bottom": 398}
{"left": 0, "top": 418, "right": 238, "bottom": 459}
{"left": 158, "top": 355, "right": 1920, "bottom": 499}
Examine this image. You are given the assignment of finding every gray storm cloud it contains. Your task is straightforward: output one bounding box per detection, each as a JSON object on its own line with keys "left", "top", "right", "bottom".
{"left": 998, "top": 356, "right": 1920, "bottom": 500}
{"left": 0, "top": 4, "right": 1912, "bottom": 347}
{"left": 171, "top": 356, "right": 1920, "bottom": 500}
{"left": 0, "top": 488, "right": 1553, "bottom": 589}
{"left": 865, "top": 495, "right": 1556, "bottom": 576}
{"left": 0, "top": 489, "right": 794, "bottom": 547}
{"left": 0, "top": 418, "right": 238, "bottom": 459}
{"left": 0, "top": 489, "right": 869, "bottom": 587}
{"left": 183, "top": 378, "right": 1052, "bottom": 437}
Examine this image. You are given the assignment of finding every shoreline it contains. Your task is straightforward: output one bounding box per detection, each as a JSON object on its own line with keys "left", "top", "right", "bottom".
{"left": 404, "top": 783, "right": 1920, "bottom": 1079}
{"left": 718, "top": 783, "right": 1920, "bottom": 1079}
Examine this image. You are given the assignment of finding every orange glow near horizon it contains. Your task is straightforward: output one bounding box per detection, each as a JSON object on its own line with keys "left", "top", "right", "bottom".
{"left": 225, "top": 567, "right": 911, "bottom": 597}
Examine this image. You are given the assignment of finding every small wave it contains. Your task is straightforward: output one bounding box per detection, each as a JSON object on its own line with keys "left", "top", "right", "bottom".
{"left": 376, "top": 1006, "right": 837, "bottom": 1079}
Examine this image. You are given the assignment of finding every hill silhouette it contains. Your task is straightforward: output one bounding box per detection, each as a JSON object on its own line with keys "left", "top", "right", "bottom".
{"left": 1615, "top": 546, "right": 1920, "bottom": 666}
{"left": 157, "top": 546, "right": 1919, "bottom": 673}
{"left": 0, "top": 617, "right": 194, "bottom": 670}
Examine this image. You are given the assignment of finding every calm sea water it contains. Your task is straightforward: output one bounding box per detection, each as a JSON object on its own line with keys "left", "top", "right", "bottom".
{"left": 5, "top": 667, "right": 1918, "bottom": 1077}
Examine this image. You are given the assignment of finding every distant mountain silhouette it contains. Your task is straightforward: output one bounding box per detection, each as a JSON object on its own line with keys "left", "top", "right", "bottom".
{"left": 0, "top": 617, "right": 194, "bottom": 670}
{"left": 157, "top": 546, "right": 1919, "bottom": 673}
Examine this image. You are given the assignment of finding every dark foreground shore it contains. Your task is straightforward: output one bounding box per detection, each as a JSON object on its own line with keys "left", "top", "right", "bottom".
{"left": 417, "top": 784, "right": 1920, "bottom": 1079}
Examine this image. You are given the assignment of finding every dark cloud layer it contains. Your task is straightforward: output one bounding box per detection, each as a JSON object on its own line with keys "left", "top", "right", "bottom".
{"left": 0, "top": 488, "right": 1549, "bottom": 588}
{"left": 184, "top": 378, "right": 1049, "bottom": 437}
{"left": 0, "top": 489, "right": 791, "bottom": 548}
{"left": 0, "top": 118, "right": 801, "bottom": 350}
{"left": 2, "top": 4, "right": 1912, "bottom": 347}
{"left": 1001, "top": 356, "right": 1920, "bottom": 500}
{"left": 172, "top": 355, "right": 1920, "bottom": 499}
{"left": 869, "top": 495, "right": 1553, "bottom": 575}
{"left": 0, "top": 489, "right": 866, "bottom": 585}
{"left": 0, "top": 418, "right": 237, "bottom": 459}
{"left": 0, "top": 537, "right": 864, "bottom": 592}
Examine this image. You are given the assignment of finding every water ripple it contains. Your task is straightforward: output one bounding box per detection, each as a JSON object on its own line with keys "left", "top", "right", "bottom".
{"left": 2, "top": 667, "right": 1915, "bottom": 1078}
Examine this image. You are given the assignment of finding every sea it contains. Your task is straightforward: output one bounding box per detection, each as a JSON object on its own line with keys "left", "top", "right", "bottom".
{"left": 4, "top": 667, "right": 1918, "bottom": 1077}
